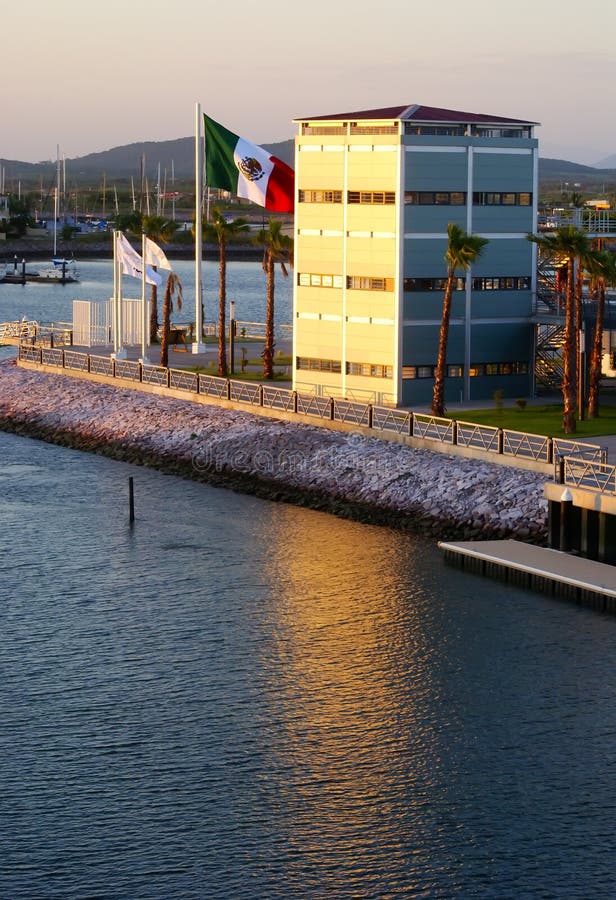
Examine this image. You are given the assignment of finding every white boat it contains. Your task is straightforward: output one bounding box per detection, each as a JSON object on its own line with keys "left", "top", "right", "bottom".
{"left": 36, "top": 259, "right": 79, "bottom": 284}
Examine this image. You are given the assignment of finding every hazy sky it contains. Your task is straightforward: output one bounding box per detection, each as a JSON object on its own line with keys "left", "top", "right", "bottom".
{"left": 5, "top": 0, "right": 614, "bottom": 165}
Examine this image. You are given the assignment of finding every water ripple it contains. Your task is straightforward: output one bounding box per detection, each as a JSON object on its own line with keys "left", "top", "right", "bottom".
{"left": 2, "top": 432, "right": 616, "bottom": 897}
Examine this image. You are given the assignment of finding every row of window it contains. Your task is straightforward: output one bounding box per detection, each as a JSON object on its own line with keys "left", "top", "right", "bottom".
{"left": 298, "top": 273, "right": 395, "bottom": 291}
{"left": 403, "top": 362, "right": 529, "bottom": 379}
{"left": 348, "top": 191, "right": 396, "bottom": 205}
{"left": 299, "top": 124, "right": 398, "bottom": 135}
{"left": 299, "top": 190, "right": 396, "bottom": 204}
{"left": 299, "top": 274, "right": 531, "bottom": 292}
{"left": 403, "top": 276, "right": 532, "bottom": 292}
{"left": 296, "top": 357, "right": 393, "bottom": 378}
{"left": 298, "top": 190, "right": 533, "bottom": 206}
{"left": 405, "top": 191, "right": 532, "bottom": 206}
{"left": 404, "top": 125, "right": 532, "bottom": 139}
{"left": 299, "top": 124, "right": 532, "bottom": 139}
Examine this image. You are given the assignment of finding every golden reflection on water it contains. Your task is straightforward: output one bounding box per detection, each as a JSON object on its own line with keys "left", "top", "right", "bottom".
{"left": 258, "top": 507, "right": 446, "bottom": 882}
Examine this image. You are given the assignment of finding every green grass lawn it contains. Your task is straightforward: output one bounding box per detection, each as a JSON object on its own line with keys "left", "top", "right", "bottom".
{"left": 448, "top": 403, "right": 616, "bottom": 438}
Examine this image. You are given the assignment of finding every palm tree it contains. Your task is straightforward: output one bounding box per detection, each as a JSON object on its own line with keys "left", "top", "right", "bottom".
{"left": 203, "top": 208, "right": 249, "bottom": 376}
{"left": 431, "top": 223, "right": 488, "bottom": 417}
{"left": 142, "top": 216, "right": 180, "bottom": 343}
{"left": 587, "top": 250, "right": 616, "bottom": 418}
{"left": 159, "top": 272, "right": 183, "bottom": 369}
{"left": 528, "top": 225, "right": 590, "bottom": 433}
{"left": 253, "top": 219, "right": 293, "bottom": 379}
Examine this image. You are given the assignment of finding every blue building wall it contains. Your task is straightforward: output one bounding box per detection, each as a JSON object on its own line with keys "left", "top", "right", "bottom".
{"left": 400, "top": 134, "right": 536, "bottom": 405}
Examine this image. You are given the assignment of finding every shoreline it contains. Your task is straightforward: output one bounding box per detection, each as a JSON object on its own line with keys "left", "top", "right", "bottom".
{"left": 0, "top": 359, "right": 548, "bottom": 542}
{"left": 0, "top": 239, "right": 262, "bottom": 263}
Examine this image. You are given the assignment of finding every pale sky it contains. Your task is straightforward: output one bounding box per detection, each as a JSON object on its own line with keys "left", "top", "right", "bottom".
{"left": 5, "top": 0, "right": 615, "bottom": 166}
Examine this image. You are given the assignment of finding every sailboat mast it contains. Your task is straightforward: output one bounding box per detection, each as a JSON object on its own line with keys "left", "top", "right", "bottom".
{"left": 54, "top": 145, "right": 60, "bottom": 258}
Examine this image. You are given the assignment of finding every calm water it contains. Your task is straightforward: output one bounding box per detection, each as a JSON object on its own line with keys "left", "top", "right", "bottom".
{"left": 0, "top": 257, "right": 292, "bottom": 329}
{"left": 1, "top": 431, "right": 616, "bottom": 898}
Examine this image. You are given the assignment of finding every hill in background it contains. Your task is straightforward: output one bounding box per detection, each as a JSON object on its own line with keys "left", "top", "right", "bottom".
{"left": 1, "top": 139, "right": 614, "bottom": 194}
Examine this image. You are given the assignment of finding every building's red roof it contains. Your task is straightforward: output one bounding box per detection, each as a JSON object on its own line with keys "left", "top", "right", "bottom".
{"left": 295, "top": 104, "right": 538, "bottom": 126}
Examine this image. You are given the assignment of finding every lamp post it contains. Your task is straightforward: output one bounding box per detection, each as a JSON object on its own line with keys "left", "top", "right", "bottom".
{"left": 578, "top": 325, "right": 585, "bottom": 421}
{"left": 229, "top": 300, "right": 236, "bottom": 375}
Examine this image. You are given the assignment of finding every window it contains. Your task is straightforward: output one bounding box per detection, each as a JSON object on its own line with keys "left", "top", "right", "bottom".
{"left": 471, "top": 276, "right": 531, "bottom": 291}
{"left": 482, "top": 361, "right": 529, "bottom": 376}
{"left": 471, "top": 126, "right": 531, "bottom": 138}
{"left": 301, "top": 124, "right": 346, "bottom": 135}
{"left": 404, "top": 125, "right": 466, "bottom": 136}
{"left": 405, "top": 191, "right": 466, "bottom": 205}
{"left": 473, "top": 192, "right": 533, "bottom": 206}
{"left": 298, "top": 273, "right": 343, "bottom": 288}
{"left": 349, "top": 123, "right": 398, "bottom": 135}
{"left": 403, "top": 361, "right": 529, "bottom": 379}
{"left": 298, "top": 189, "right": 342, "bottom": 203}
{"left": 346, "top": 276, "right": 395, "bottom": 291}
{"left": 417, "top": 366, "right": 434, "bottom": 379}
{"left": 347, "top": 190, "right": 396, "bottom": 204}
{"left": 347, "top": 361, "right": 393, "bottom": 378}
{"left": 296, "top": 357, "right": 342, "bottom": 373}
{"left": 404, "top": 277, "right": 465, "bottom": 292}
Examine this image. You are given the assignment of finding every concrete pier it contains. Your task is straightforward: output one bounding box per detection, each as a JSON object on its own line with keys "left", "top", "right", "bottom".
{"left": 439, "top": 539, "right": 616, "bottom": 612}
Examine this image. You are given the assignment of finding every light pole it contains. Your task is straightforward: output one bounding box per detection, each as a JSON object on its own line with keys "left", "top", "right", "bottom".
{"left": 578, "top": 325, "right": 586, "bottom": 421}
{"left": 229, "top": 300, "right": 236, "bottom": 375}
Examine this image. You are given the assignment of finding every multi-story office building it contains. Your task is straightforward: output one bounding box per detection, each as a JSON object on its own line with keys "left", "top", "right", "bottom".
{"left": 292, "top": 104, "right": 538, "bottom": 407}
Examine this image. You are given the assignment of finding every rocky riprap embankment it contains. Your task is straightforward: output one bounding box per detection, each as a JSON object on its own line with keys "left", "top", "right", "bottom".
{"left": 0, "top": 359, "right": 548, "bottom": 541}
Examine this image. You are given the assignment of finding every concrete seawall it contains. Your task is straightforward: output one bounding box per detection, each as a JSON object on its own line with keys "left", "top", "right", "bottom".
{"left": 0, "top": 359, "right": 548, "bottom": 541}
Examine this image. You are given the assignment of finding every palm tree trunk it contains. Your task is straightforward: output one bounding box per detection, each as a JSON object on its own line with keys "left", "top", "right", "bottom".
{"left": 218, "top": 237, "right": 227, "bottom": 376}
{"left": 160, "top": 285, "right": 171, "bottom": 368}
{"left": 431, "top": 269, "right": 455, "bottom": 417}
{"left": 575, "top": 262, "right": 584, "bottom": 417}
{"left": 588, "top": 280, "right": 606, "bottom": 418}
{"left": 562, "top": 259, "right": 577, "bottom": 433}
{"left": 262, "top": 251, "right": 275, "bottom": 380}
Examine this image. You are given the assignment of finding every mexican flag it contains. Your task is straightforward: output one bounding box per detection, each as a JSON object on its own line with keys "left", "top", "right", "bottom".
{"left": 204, "top": 115, "right": 294, "bottom": 213}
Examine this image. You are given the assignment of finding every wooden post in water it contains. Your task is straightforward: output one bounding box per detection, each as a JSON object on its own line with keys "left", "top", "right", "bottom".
{"left": 129, "top": 476, "right": 135, "bottom": 524}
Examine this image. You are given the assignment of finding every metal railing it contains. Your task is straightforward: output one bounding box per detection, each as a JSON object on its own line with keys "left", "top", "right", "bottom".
{"left": 371, "top": 407, "right": 412, "bottom": 435}
{"left": 19, "top": 344, "right": 609, "bottom": 487}
{"left": 559, "top": 456, "right": 616, "bottom": 494}
{"left": 229, "top": 380, "right": 261, "bottom": 406}
{"left": 456, "top": 420, "right": 500, "bottom": 453}
{"left": 0, "top": 320, "right": 38, "bottom": 344}
{"left": 413, "top": 414, "right": 455, "bottom": 444}
{"left": 503, "top": 428, "right": 550, "bottom": 463}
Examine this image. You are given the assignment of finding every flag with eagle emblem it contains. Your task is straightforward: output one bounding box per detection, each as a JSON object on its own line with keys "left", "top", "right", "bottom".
{"left": 204, "top": 115, "right": 294, "bottom": 213}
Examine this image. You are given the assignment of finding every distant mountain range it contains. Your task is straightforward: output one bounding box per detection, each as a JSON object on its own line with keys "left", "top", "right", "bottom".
{"left": 0, "top": 139, "right": 614, "bottom": 192}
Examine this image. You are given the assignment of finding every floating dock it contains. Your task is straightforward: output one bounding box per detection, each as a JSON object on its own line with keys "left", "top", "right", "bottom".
{"left": 439, "top": 539, "right": 616, "bottom": 613}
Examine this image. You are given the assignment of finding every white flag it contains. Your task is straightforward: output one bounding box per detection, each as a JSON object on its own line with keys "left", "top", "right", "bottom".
{"left": 116, "top": 233, "right": 162, "bottom": 286}
{"left": 144, "top": 237, "right": 172, "bottom": 271}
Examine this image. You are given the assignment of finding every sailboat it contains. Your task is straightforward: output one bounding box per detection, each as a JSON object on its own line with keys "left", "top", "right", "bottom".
{"left": 37, "top": 150, "right": 79, "bottom": 283}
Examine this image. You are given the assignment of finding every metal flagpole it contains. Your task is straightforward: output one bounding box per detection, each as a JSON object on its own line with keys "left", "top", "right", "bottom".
{"left": 116, "top": 233, "right": 126, "bottom": 359}
{"left": 112, "top": 231, "right": 119, "bottom": 355}
{"left": 140, "top": 232, "right": 149, "bottom": 363}
{"left": 192, "top": 100, "right": 205, "bottom": 353}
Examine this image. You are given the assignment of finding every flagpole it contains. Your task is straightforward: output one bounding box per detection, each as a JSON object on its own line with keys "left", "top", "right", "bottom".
{"left": 140, "top": 232, "right": 149, "bottom": 364}
{"left": 112, "top": 230, "right": 119, "bottom": 354}
{"left": 192, "top": 100, "right": 205, "bottom": 354}
{"left": 117, "top": 234, "right": 126, "bottom": 359}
